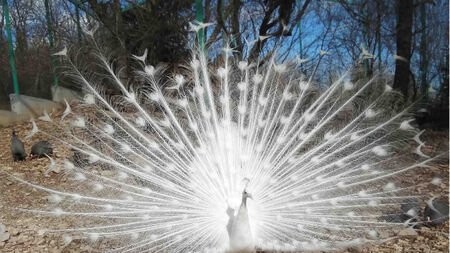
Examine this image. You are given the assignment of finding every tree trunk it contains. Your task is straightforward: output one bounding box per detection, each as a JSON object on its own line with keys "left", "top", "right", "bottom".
{"left": 393, "top": 0, "right": 414, "bottom": 98}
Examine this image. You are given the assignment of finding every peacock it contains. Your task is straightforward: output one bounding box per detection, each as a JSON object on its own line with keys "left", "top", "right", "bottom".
{"left": 229, "top": 189, "right": 254, "bottom": 252}
{"left": 11, "top": 28, "right": 446, "bottom": 252}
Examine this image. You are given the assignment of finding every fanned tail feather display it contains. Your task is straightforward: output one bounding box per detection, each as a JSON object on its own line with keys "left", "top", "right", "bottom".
{"left": 13, "top": 36, "right": 441, "bottom": 252}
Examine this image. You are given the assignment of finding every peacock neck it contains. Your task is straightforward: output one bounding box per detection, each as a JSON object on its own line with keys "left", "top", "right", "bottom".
{"left": 241, "top": 194, "right": 247, "bottom": 207}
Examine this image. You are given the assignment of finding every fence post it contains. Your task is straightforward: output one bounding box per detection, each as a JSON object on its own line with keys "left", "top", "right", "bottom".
{"left": 195, "top": 0, "right": 205, "bottom": 51}
{"left": 2, "top": 0, "right": 19, "bottom": 94}
{"left": 297, "top": 0, "right": 304, "bottom": 72}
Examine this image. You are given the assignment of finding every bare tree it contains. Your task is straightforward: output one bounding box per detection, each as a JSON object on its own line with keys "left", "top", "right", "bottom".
{"left": 392, "top": 0, "right": 414, "bottom": 98}
{"left": 206, "top": 0, "right": 311, "bottom": 61}
{"left": 85, "top": 0, "right": 191, "bottom": 65}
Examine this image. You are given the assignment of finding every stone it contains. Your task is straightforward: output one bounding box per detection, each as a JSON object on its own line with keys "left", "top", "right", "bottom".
{"left": 0, "top": 232, "right": 10, "bottom": 242}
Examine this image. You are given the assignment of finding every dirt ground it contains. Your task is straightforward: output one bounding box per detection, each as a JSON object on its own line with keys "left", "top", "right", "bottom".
{"left": 0, "top": 109, "right": 448, "bottom": 253}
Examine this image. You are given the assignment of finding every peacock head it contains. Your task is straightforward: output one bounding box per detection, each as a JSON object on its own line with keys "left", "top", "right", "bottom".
{"left": 241, "top": 177, "right": 253, "bottom": 200}
{"left": 241, "top": 190, "right": 253, "bottom": 208}
{"left": 242, "top": 190, "right": 253, "bottom": 200}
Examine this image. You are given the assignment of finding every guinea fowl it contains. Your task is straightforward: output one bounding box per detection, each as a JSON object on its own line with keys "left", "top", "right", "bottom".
{"left": 424, "top": 198, "right": 449, "bottom": 226}
{"left": 30, "top": 140, "right": 53, "bottom": 158}
{"left": 11, "top": 130, "right": 26, "bottom": 161}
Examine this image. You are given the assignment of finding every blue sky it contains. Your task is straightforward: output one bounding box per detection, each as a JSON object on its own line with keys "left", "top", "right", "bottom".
{"left": 2, "top": 0, "right": 448, "bottom": 89}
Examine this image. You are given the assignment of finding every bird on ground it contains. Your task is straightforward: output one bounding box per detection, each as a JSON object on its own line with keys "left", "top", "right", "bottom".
{"left": 30, "top": 140, "right": 53, "bottom": 159}
{"left": 229, "top": 190, "right": 254, "bottom": 252}
{"left": 424, "top": 198, "right": 449, "bottom": 226}
{"left": 11, "top": 130, "right": 26, "bottom": 162}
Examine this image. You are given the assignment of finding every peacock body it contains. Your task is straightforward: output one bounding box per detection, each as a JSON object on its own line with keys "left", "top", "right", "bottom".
{"left": 229, "top": 190, "right": 254, "bottom": 252}
{"left": 13, "top": 31, "right": 442, "bottom": 252}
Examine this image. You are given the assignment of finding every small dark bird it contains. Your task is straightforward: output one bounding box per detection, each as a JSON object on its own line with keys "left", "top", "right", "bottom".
{"left": 11, "top": 130, "right": 26, "bottom": 161}
{"left": 30, "top": 140, "right": 53, "bottom": 158}
{"left": 424, "top": 198, "right": 449, "bottom": 226}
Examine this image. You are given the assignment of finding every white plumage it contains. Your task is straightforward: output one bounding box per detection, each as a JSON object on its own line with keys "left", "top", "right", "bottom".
{"left": 11, "top": 34, "right": 441, "bottom": 252}
{"left": 229, "top": 190, "right": 254, "bottom": 252}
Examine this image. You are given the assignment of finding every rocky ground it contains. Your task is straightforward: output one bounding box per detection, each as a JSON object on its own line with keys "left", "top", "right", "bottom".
{"left": 0, "top": 109, "right": 448, "bottom": 253}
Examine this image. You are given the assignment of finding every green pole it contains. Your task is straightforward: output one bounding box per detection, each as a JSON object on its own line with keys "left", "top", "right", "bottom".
{"left": 420, "top": 4, "right": 428, "bottom": 101}
{"left": 297, "top": 0, "right": 303, "bottom": 72}
{"left": 75, "top": 5, "right": 82, "bottom": 45}
{"left": 299, "top": 21, "right": 303, "bottom": 59}
{"left": 220, "top": 0, "right": 227, "bottom": 57}
{"left": 44, "top": 0, "right": 59, "bottom": 87}
{"left": 377, "top": 2, "right": 382, "bottom": 71}
{"left": 377, "top": 32, "right": 381, "bottom": 70}
{"left": 195, "top": 0, "right": 205, "bottom": 51}
{"left": 297, "top": 0, "right": 303, "bottom": 59}
{"left": 2, "top": 0, "right": 19, "bottom": 94}
{"left": 325, "top": 0, "right": 369, "bottom": 75}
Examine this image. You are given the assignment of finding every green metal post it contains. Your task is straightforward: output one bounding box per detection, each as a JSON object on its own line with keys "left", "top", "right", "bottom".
{"left": 75, "top": 5, "right": 82, "bottom": 45}
{"left": 195, "top": 0, "right": 205, "bottom": 51}
{"left": 2, "top": 0, "right": 19, "bottom": 94}
{"left": 420, "top": 4, "right": 428, "bottom": 101}
{"left": 299, "top": 21, "right": 303, "bottom": 59}
{"left": 377, "top": 37, "right": 381, "bottom": 71}
{"left": 44, "top": 0, "right": 59, "bottom": 87}
{"left": 297, "top": 0, "right": 303, "bottom": 59}
{"left": 377, "top": 2, "right": 382, "bottom": 71}
{"left": 326, "top": 0, "right": 371, "bottom": 75}
{"left": 220, "top": 0, "right": 227, "bottom": 57}
{"left": 297, "top": 0, "right": 303, "bottom": 72}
